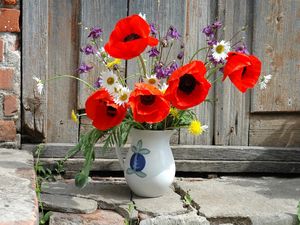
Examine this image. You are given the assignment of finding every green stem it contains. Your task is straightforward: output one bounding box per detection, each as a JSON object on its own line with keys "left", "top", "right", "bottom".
{"left": 206, "top": 64, "right": 223, "bottom": 80}
{"left": 229, "top": 26, "right": 247, "bottom": 42}
{"left": 124, "top": 73, "right": 140, "bottom": 81}
{"left": 189, "top": 47, "right": 209, "bottom": 62}
{"left": 164, "top": 42, "right": 173, "bottom": 64}
{"left": 138, "top": 55, "right": 147, "bottom": 77}
{"left": 45, "top": 75, "right": 96, "bottom": 91}
{"left": 231, "top": 38, "right": 244, "bottom": 48}
{"left": 210, "top": 74, "right": 224, "bottom": 84}
{"left": 116, "top": 69, "right": 126, "bottom": 86}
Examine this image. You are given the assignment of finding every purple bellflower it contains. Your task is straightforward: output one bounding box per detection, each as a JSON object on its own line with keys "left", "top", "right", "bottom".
{"left": 88, "top": 27, "right": 103, "bottom": 39}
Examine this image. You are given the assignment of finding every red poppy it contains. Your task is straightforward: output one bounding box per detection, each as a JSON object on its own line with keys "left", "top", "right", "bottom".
{"left": 129, "top": 83, "right": 170, "bottom": 123}
{"left": 104, "top": 14, "right": 159, "bottom": 60}
{"left": 165, "top": 61, "right": 211, "bottom": 110}
{"left": 223, "top": 52, "right": 261, "bottom": 93}
{"left": 85, "top": 89, "right": 127, "bottom": 131}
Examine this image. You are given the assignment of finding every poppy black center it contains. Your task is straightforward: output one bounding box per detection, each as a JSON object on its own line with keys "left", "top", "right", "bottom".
{"left": 179, "top": 74, "right": 196, "bottom": 94}
{"left": 241, "top": 67, "right": 247, "bottom": 77}
{"left": 140, "top": 95, "right": 155, "bottom": 105}
{"left": 124, "top": 33, "right": 141, "bottom": 42}
{"left": 106, "top": 106, "right": 117, "bottom": 117}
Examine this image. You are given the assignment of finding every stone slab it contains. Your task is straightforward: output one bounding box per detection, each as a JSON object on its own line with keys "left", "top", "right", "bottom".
{"left": 41, "top": 193, "right": 98, "bottom": 214}
{"left": 0, "top": 148, "right": 38, "bottom": 225}
{"left": 49, "top": 210, "right": 124, "bottom": 225}
{"left": 139, "top": 211, "right": 210, "bottom": 225}
{"left": 175, "top": 176, "right": 300, "bottom": 225}
{"left": 133, "top": 188, "right": 188, "bottom": 217}
{"left": 42, "top": 180, "right": 132, "bottom": 209}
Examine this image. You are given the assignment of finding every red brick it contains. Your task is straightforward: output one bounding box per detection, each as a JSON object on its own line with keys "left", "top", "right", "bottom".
{"left": 3, "top": 0, "right": 17, "bottom": 5}
{"left": 0, "top": 38, "right": 3, "bottom": 62}
{"left": 0, "top": 120, "right": 16, "bottom": 141}
{"left": 0, "top": 8, "right": 20, "bottom": 32}
{"left": 0, "top": 68, "right": 13, "bottom": 90}
{"left": 4, "top": 95, "right": 17, "bottom": 116}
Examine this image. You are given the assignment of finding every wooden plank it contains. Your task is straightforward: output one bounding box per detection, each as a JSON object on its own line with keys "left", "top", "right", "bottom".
{"left": 23, "top": 143, "right": 300, "bottom": 162}
{"left": 22, "top": 0, "right": 48, "bottom": 142}
{"left": 78, "top": 0, "right": 128, "bottom": 109}
{"left": 40, "top": 158, "right": 300, "bottom": 173}
{"left": 251, "top": 0, "right": 300, "bottom": 112}
{"left": 249, "top": 114, "right": 300, "bottom": 147}
{"left": 46, "top": 0, "right": 80, "bottom": 143}
{"left": 175, "top": 160, "right": 300, "bottom": 173}
{"left": 214, "top": 0, "right": 253, "bottom": 145}
{"left": 179, "top": 0, "right": 217, "bottom": 145}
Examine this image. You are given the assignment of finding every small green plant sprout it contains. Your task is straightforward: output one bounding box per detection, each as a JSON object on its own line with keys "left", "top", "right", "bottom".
{"left": 124, "top": 202, "right": 136, "bottom": 225}
{"left": 34, "top": 144, "right": 56, "bottom": 225}
{"left": 39, "top": 211, "right": 53, "bottom": 225}
{"left": 183, "top": 189, "right": 193, "bottom": 206}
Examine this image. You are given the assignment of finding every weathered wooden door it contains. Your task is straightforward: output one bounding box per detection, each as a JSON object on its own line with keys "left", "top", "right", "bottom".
{"left": 22, "top": 0, "right": 300, "bottom": 173}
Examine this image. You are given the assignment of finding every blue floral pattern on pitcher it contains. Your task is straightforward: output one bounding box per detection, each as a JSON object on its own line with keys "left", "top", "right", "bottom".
{"left": 126, "top": 139, "right": 150, "bottom": 178}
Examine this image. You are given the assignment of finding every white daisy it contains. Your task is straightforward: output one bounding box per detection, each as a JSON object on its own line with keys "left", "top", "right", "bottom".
{"left": 212, "top": 40, "right": 230, "bottom": 62}
{"left": 202, "top": 125, "right": 209, "bottom": 132}
{"left": 138, "top": 12, "right": 146, "bottom": 21}
{"left": 259, "top": 74, "right": 272, "bottom": 90}
{"left": 101, "top": 71, "right": 119, "bottom": 93}
{"left": 33, "top": 76, "right": 44, "bottom": 95}
{"left": 145, "top": 74, "right": 159, "bottom": 87}
{"left": 113, "top": 85, "right": 131, "bottom": 106}
{"left": 159, "top": 82, "right": 169, "bottom": 93}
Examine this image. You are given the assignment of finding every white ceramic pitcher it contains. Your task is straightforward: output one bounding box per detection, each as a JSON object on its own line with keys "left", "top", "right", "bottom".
{"left": 115, "top": 128, "right": 176, "bottom": 197}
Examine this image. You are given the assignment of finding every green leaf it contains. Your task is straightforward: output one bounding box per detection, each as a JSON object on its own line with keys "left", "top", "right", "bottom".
{"left": 139, "top": 148, "right": 150, "bottom": 155}
{"left": 135, "top": 171, "right": 147, "bottom": 178}
{"left": 75, "top": 172, "right": 89, "bottom": 188}
{"left": 40, "top": 211, "right": 52, "bottom": 225}
{"left": 124, "top": 219, "right": 130, "bottom": 225}
{"left": 131, "top": 145, "right": 138, "bottom": 153}
{"left": 183, "top": 192, "right": 193, "bottom": 205}
{"left": 126, "top": 168, "right": 134, "bottom": 175}
{"left": 136, "top": 140, "right": 143, "bottom": 150}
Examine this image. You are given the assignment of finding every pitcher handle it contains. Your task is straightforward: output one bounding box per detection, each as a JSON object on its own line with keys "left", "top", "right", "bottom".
{"left": 115, "top": 145, "right": 124, "bottom": 170}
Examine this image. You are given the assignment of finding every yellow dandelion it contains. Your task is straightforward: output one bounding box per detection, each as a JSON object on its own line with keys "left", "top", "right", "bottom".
{"left": 188, "top": 120, "right": 208, "bottom": 136}
{"left": 71, "top": 110, "right": 78, "bottom": 124}
{"left": 170, "top": 108, "right": 179, "bottom": 119}
{"left": 107, "top": 58, "right": 121, "bottom": 69}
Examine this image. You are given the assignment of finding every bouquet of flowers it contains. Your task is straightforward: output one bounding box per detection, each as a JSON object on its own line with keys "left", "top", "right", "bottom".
{"left": 35, "top": 14, "right": 270, "bottom": 187}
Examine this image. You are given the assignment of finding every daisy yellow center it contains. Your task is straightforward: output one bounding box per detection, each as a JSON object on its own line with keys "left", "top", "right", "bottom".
{"left": 216, "top": 44, "right": 225, "bottom": 54}
{"left": 107, "top": 77, "right": 115, "bottom": 85}
{"left": 148, "top": 78, "right": 156, "bottom": 85}
{"left": 188, "top": 120, "right": 203, "bottom": 136}
{"left": 119, "top": 93, "right": 128, "bottom": 101}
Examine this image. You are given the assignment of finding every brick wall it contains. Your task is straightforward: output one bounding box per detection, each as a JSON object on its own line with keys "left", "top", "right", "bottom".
{"left": 0, "top": 0, "right": 20, "bottom": 148}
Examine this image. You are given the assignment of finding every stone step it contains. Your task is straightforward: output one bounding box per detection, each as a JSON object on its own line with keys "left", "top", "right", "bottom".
{"left": 174, "top": 176, "right": 300, "bottom": 225}
{"left": 1, "top": 147, "right": 299, "bottom": 225}
{"left": 0, "top": 148, "right": 38, "bottom": 225}
{"left": 42, "top": 176, "right": 300, "bottom": 225}
{"left": 41, "top": 193, "right": 98, "bottom": 214}
{"left": 49, "top": 210, "right": 124, "bottom": 225}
